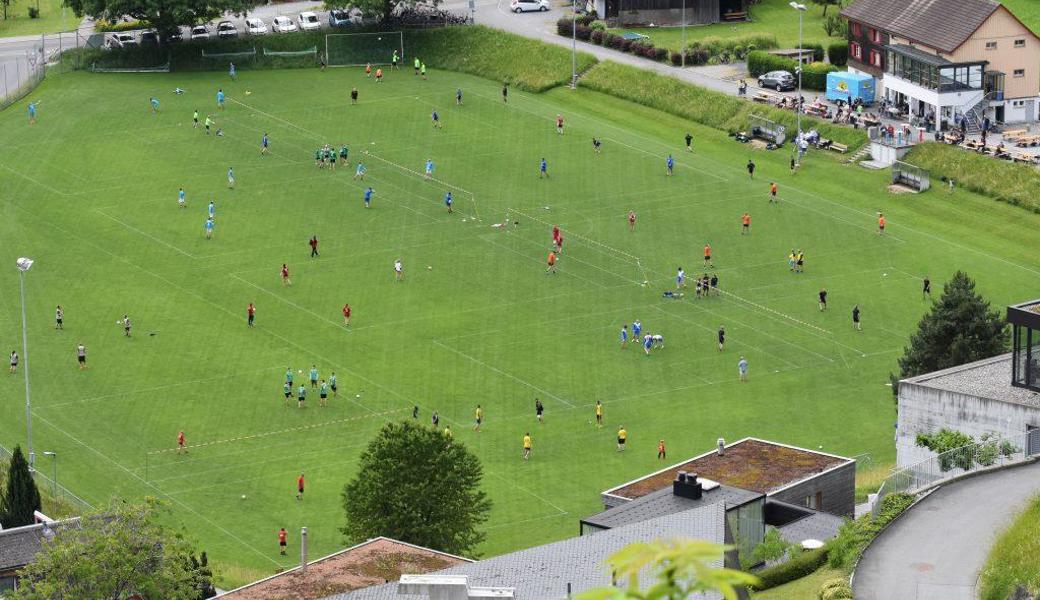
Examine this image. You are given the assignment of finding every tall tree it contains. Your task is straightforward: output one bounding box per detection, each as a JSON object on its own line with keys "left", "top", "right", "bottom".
{"left": 11, "top": 500, "right": 203, "bottom": 600}
{"left": 1, "top": 445, "right": 41, "bottom": 528}
{"left": 341, "top": 420, "right": 491, "bottom": 556}
{"left": 810, "top": 0, "right": 843, "bottom": 17}
{"left": 64, "top": 0, "right": 263, "bottom": 40}
{"left": 894, "top": 271, "right": 1007, "bottom": 392}
{"left": 323, "top": 0, "right": 439, "bottom": 27}
{"left": 577, "top": 539, "right": 759, "bottom": 600}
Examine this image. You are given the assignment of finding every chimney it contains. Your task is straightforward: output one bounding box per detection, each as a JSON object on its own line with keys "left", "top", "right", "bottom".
{"left": 300, "top": 527, "right": 308, "bottom": 573}
{"left": 717, "top": 438, "right": 726, "bottom": 456}
{"left": 673, "top": 471, "right": 703, "bottom": 500}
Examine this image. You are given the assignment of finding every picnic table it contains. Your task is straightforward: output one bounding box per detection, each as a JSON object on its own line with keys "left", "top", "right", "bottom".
{"left": 1013, "top": 135, "right": 1040, "bottom": 147}
{"left": 752, "top": 91, "right": 776, "bottom": 104}
{"left": 1002, "top": 128, "right": 1028, "bottom": 140}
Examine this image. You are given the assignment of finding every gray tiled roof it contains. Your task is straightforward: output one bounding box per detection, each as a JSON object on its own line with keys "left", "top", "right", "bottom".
{"left": 0, "top": 519, "right": 79, "bottom": 572}
{"left": 582, "top": 485, "right": 762, "bottom": 530}
{"left": 777, "top": 512, "right": 846, "bottom": 545}
{"left": 841, "top": 0, "right": 999, "bottom": 53}
{"left": 323, "top": 504, "right": 727, "bottom": 600}
{"left": 902, "top": 353, "right": 1040, "bottom": 408}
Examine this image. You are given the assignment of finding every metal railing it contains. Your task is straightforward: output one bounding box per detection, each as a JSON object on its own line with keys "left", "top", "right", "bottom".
{"left": 0, "top": 443, "right": 94, "bottom": 517}
{"left": 873, "top": 430, "right": 1037, "bottom": 519}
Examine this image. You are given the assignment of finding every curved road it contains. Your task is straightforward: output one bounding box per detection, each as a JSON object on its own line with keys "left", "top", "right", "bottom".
{"left": 853, "top": 460, "right": 1040, "bottom": 600}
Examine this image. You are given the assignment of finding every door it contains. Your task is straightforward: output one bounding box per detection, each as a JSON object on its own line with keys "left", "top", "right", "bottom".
{"left": 1028, "top": 426, "right": 1040, "bottom": 457}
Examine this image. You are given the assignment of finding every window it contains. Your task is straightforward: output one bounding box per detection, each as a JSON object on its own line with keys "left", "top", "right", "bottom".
{"left": 986, "top": 41, "right": 998, "bottom": 50}
{"left": 870, "top": 49, "right": 882, "bottom": 67}
{"left": 850, "top": 42, "right": 862, "bottom": 61}
{"left": 1015, "top": 69, "right": 1026, "bottom": 78}
{"left": 1013, "top": 100, "right": 1025, "bottom": 107}
{"left": 804, "top": 493, "right": 821, "bottom": 510}
{"left": 852, "top": 22, "right": 861, "bottom": 37}
{"left": 870, "top": 28, "right": 881, "bottom": 43}
{"left": 1015, "top": 39, "right": 1026, "bottom": 48}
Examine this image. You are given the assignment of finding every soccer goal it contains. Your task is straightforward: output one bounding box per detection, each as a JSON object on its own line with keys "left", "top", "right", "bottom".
{"left": 262, "top": 46, "right": 318, "bottom": 67}
{"left": 325, "top": 31, "right": 404, "bottom": 67}
{"left": 201, "top": 47, "right": 257, "bottom": 69}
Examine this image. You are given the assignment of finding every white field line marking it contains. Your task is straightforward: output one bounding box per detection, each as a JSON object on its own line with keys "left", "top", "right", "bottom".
{"left": 510, "top": 207, "right": 641, "bottom": 262}
{"left": 95, "top": 208, "right": 198, "bottom": 259}
{"left": 32, "top": 412, "right": 283, "bottom": 567}
{"left": 652, "top": 305, "right": 804, "bottom": 369}
{"left": 0, "top": 162, "right": 71, "bottom": 196}
{"left": 230, "top": 273, "right": 356, "bottom": 330}
{"left": 41, "top": 366, "right": 283, "bottom": 410}
{"left": 486, "top": 471, "right": 568, "bottom": 514}
{"left": 715, "top": 287, "right": 831, "bottom": 334}
{"left": 148, "top": 409, "right": 404, "bottom": 455}
{"left": 479, "top": 234, "right": 608, "bottom": 289}
{"left": 161, "top": 454, "right": 366, "bottom": 496}
{"left": 441, "top": 303, "right": 658, "bottom": 343}
{"left": 432, "top": 339, "right": 575, "bottom": 408}
{"left": 504, "top": 228, "right": 642, "bottom": 285}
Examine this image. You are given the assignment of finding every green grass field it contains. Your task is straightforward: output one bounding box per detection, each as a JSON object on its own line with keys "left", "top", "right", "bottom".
{"left": 0, "top": 0, "right": 70, "bottom": 37}
{"left": 2, "top": 64, "right": 1040, "bottom": 587}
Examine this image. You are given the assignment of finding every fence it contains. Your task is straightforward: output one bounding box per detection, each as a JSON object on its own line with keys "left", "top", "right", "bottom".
{"left": 872, "top": 430, "right": 1038, "bottom": 519}
{"left": 0, "top": 28, "right": 98, "bottom": 110}
{"left": 0, "top": 442, "right": 94, "bottom": 517}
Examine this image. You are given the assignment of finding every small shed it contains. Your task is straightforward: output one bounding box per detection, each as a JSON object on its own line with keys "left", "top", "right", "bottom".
{"left": 769, "top": 48, "right": 816, "bottom": 65}
{"left": 826, "top": 71, "right": 877, "bottom": 105}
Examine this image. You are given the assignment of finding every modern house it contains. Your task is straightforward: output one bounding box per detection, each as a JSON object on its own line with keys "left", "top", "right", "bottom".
{"left": 594, "top": 0, "right": 749, "bottom": 27}
{"left": 842, "top": 0, "right": 1040, "bottom": 127}
{"left": 896, "top": 300, "right": 1040, "bottom": 467}
{"left": 588, "top": 438, "right": 854, "bottom": 561}
{"left": 0, "top": 518, "right": 80, "bottom": 594}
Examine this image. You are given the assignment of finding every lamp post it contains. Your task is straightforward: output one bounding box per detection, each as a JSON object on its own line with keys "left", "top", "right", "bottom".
{"left": 681, "top": 0, "right": 686, "bottom": 67}
{"left": 17, "top": 257, "right": 35, "bottom": 471}
{"left": 571, "top": 0, "right": 577, "bottom": 88}
{"left": 43, "top": 451, "right": 57, "bottom": 499}
{"left": 790, "top": 2, "right": 807, "bottom": 166}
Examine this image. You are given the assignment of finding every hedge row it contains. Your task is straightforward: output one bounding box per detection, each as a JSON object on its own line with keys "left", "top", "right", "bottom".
{"left": 828, "top": 42, "right": 848, "bottom": 66}
{"left": 557, "top": 18, "right": 669, "bottom": 63}
{"left": 906, "top": 142, "right": 1040, "bottom": 213}
{"left": 747, "top": 51, "right": 837, "bottom": 90}
{"left": 580, "top": 61, "right": 865, "bottom": 148}
{"left": 72, "top": 25, "right": 597, "bottom": 92}
{"left": 828, "top": 493, "right": 916, "bottom": 571}
{"left": 751, "top": 547, "right": 830, "bottom": 590}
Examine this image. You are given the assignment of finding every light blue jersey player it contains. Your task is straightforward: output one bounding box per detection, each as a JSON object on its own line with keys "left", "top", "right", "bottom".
{"left": 204, "top": 217, "right": 214, "bottom": 239}
{"left": 354, "top": 162, "right": 366, "bottom": 180}
{"left": 444, "top": 191, "right": 453, "bottom": 213}
{"left": 229, "top": 62, "right": 237, "bottom": 80}
{"left": 216, "top": 88, "right": 226, "bottom": 109}
{"left": 309, "top": 366, "right": 319, "bottom": 387}
{"left": 539, "top": 158, "right": 548, "bottom": 178}
{"left": 632, "top": 319, "right": 642, "bottom": 338}
{"left": 227, "top": 166, "right": 235, "bottom": 189}
{"left": 666, "top": 154, "right": 674, "bottom": 176}
{"left": 364, "top": 187, "right": 374, "bottom": 208}
{"left": 150, "top": 97, "right": 160, "bottom": 113}
{"left": 27, "top": 101, "right": 38, "bottom": 124}
{"left": 425, "top": 159, "right": 434, "bottom": 178}
{"left": 208, "top": 200, "right": 215, "bottom": 217}
{"left": 178, "top": 188, "right": 186, "bottom": 208}
{"left": 285, "top": 368, "right": 294, "bottom": 385}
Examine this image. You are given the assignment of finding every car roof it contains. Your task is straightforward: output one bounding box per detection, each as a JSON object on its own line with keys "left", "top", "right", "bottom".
{"left": 300, "top": 11, "right": 317, "bottom": 16}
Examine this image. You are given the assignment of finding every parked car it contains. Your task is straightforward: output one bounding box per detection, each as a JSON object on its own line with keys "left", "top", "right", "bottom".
{"left": 106, "top": 32, "right": 137, "bottom": 48}
{"left": 245, "top": 17, "right": 269, "bottom": 35}
{"left": 162, "top": 30, "right": 183, "bottom": 44}
{"left": 329, "top": 9, "right": 357, "bottom": 27}
{"left": 510, "top": 0, "right": 550, "bottom": 12}
{"left": 272, "top": 15, "right": 298, "bottom": 33}
{"left": 297, "top": 11, "right": 321, "bottom": 31}
{"left": 190, "top": 25, "right": 210, "bottom": 40}
{"left": 758, "top": 70, "right": 796, "bottom": 92}
{"left": 139, "top": 30, "right": 159, "bottom": 46}
{"left": 217, "top": 20, "right": 238, "bottom": 38}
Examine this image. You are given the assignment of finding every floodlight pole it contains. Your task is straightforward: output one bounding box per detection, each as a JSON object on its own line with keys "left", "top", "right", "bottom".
{"left": 17, "top": 258, "right": 35, "bottom": 471}
{"left": 571, "top": 0, "right": 577, "bottom": 88}
{"left": 681, "top": 0, "right": 686, "bottom": 67}
{"left": 791, "top": 2, "right": 806, "bottom": 166}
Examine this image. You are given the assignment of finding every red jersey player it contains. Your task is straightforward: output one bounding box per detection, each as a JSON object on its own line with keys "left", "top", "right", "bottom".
{"left": 628, "top": 211, "right": 636, "bottom": 231}
{"left": 177, "top": 431, "right": 186, "bottom": 454}
{"left": 555, "top": 114, "right": 564, "bottom": 134}
{"left": 247, "top": 303, "right": 256, "bottom": 327}
{"left": 281, "top": 264, "right": 291, "bottom": 286}
{"left": 342, "top": 303, "right": 351, "bottom": 326}
{"left": 296, "top": 473, "right": 305, "bottom": 500}
{"left": 278, "top": 528, "right": 288, "bottom": 555}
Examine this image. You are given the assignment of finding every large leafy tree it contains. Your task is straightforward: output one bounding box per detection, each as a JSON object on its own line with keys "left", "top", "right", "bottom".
{"left": 1, "top": 445, "right": 41, "bottom": 528}
{"left": 11, "top": 500, "right": 208, "bottom": 600}
{"left": 341, "top": 420, "right": 491, "bottom": 556}
{"left": 894, "top": 271, "right": 1007, "bottom": 393}
{"left": 65, "top": 0, "right": 262, "bottom": 39}
{"left": 578, "top": 539, "right": 758, "bottom": 600}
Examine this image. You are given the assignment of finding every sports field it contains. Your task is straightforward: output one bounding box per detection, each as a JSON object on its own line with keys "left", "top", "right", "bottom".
{"left": 2, "top": 64, "right": 1039, "bottom": 585}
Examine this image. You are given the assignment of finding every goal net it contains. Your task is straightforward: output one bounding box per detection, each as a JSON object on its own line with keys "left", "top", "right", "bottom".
{"left": 262, "top": 46, "right": 318, "bottom": 67}
{"left": 325, "top": 32, "right": 404, "bottom": 67}
{"left": 200, "top": 47, "right": 257, "bottom": 69}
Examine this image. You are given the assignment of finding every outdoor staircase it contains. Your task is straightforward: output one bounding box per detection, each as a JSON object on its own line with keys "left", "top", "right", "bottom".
{"left": 846, "top": 144, "right": 871, "bottom": 165}
{"left": 962, "top": 93, "right": 992, "bottom": 136}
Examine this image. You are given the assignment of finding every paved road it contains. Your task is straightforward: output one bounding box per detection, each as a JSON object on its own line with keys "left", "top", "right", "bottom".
{"left": 853, "top": 461, "right": 1040, "bottom": 600}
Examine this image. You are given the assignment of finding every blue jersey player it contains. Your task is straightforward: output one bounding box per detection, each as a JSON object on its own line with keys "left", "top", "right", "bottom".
{"left": 354, "top": 162, "right": 366, "bottom": 180}
{"left": 444, "top": 191, "right": 453, "bottom": 213}
{"left": 619, "top": 325, "right": 628, "bottom": 348}
{"left": 632, "top": 319, "right": 642, "bottom": 338}
{"left": 208, "top": 201, "right": 215, "bottom": 217}
{"left": 425, "top": 159, "right": 434, "bottom": 178}
{"left": 216, "top": 88, "right": 226, "bottom": 109}
{"left": 539, "top": 158, "right": 548, "bottom": 179}
{"left": 643, "top": 334, "right": 653, "bottom": 355}
{"left": 204, "top": 217, "right": 214, "bottom": 239}
{"left": 27, "top": 101, "right": 38, "bottom": 124}
{"left": 178, "top": 188, "right": 186, "bottom": 208}
{"left": 261, "top": 133, "right": 269, "bottom": 155}
{"left": 150, "top": 97, "right": 160, "bottom": 113}
{"left": 364, "top": 187, "right": 374, "bottom": 208}
{"left": 666, "top": 154, "right": 674, "bottom": 176}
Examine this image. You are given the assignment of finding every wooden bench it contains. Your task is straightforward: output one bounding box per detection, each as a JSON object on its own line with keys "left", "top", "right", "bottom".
{"left": 1010, "top": 150, "right": 1037, "bottom": 164}
{"left": 804, "top": 105, "right": 828, "bottom": 117}
{"left": 1014, "top": 135, "right": 1040, "bottom": 147}
{"left": 752, "top": 91, "right": 776, "bottom": 104}
{"left": 828, "top": 142, "right": 849, "bottom": 154}
{"left": 1002, "top": 128, "right": 1028, "bottom": 140}
{"left": 722, "top": 10, "right": 747, "bottom": 21}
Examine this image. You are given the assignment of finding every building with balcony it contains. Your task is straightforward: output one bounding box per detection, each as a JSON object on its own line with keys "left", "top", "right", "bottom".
{"left": 841, "top": 0, "right": 1040, "bottom": 127}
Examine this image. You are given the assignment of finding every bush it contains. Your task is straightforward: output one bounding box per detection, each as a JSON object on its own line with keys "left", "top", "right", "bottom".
{"left": 96, "top": 19, "right": 147, "bottom": 32}
{"left": 28, "top": 6, "right": 39, "bottom": 18}
{"left": 818, "top": 578, "right": 854, "bottom": 599}
{"left": 802, "top": 61, "right": 838, "bottom": 91}
{"left": 823, "top": 14, "right": 848, "bottom": 37}
{"left": 687, "top": 34, "right": 778, "bottom": 64}
{"left": 828, "top": 42, "right": 848, "bottom": 66}
{"left": 747, "top": 50, "right": 796, "bottom": 77}
{"left": 589, "top": 20, "right": 606, "bottom": 31}
{"left": 556, "top": 17, "right": 572, "bottom": 36}
{"left": 906, "top": 142, "right": 1040, "bottom": 214}
{"left": 653, "top": 47, "right": 668, "bottom": 61}
{"left": 752, "top": 547, "right": 829, "bottom": 590}
{"left": 805, "top": 43, "right": 825, "bottom": 63}
{"left": 828, "top": 492, "right": 915, "bottom": 571}
{"left": 575, "top": 24, "right": 592, "bottom": 41}
{"left": 590, "top": 29, "right": 604, "bottom": 44}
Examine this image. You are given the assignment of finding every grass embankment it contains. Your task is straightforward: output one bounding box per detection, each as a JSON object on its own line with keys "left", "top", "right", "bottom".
{"left": 979, "top": 493, "right": 1040, "bottom": 600}
{"left": 751, "top": 567, "right": 845, "bottom": 600}
{"left": 580, "top": 60, "right": 866, "bottom": 149}
{"left": 905, "top": 142, "right": 1040, "bottom": 213}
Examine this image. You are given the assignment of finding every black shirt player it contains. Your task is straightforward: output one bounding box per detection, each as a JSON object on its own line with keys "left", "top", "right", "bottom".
{"left": 922, "top": 276, "right": 931, "bottom": 299}
{"left": 717, "top": 326, "right": 725, "bottom": 351}
{"left": 746, "top": 159, "right": 755, "bottom": 179}
{"left": 819, "top": 288, "right": 827, "bottom": 311}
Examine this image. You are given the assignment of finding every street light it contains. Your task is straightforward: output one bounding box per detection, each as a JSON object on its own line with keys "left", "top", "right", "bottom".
{"left": 16, "top": 257, "right": 34, "bottom": 471}
{"left": 571, "top": 0, "right": 578, "bottom": 88}
{"left": 681, "top": 0, "right": 686, "bottom": 67}
{"left": 42, "top": 451, "right": 57, "bottom": 499}
{"left": 790, "top": 2, "right": 807, "bottom": 166}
